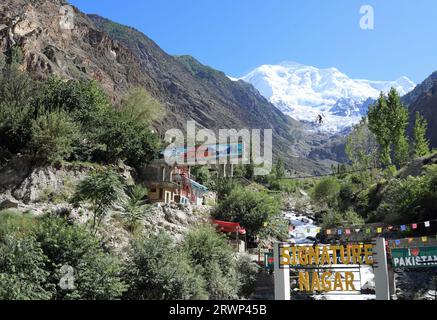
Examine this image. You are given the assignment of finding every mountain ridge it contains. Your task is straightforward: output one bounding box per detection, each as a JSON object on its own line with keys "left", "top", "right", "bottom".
{"left": 0, "top": 0, "right": 346, "bottom": 174}
{"left": 238, "top": 62, "right": 416, "bottom": 132}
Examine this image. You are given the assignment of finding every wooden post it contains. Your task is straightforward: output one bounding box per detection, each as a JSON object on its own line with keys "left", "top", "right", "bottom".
{"left": 273, "top": 243, "right": 290, "bottom": 300}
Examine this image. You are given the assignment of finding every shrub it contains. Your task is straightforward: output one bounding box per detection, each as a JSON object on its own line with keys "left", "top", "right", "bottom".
{"left": 211, "top": 177, "right": 237, "bottom": 202}
{"left": 321, "top": 210, "right": 364, "bottom": 229}
{"left": 213, "top": 187, "right": 282, "bottom": 239}
{"left": 0, "top": 210, "right": 38, "bottom": 239}
{"left": 312, "top": 177, "right": 341, "bottom": 207}
{"left": 269, "top": 178, "right": 297, "bottom": 194}
{"left": 182, "top": 226, "right": 239, "bottom": 299}
{"left": 0, "top": 236, "right": 53, "bottom": 300}
{"left": 0, "top": 66, "right": 35, "bottom": 154}
{"left": 374, "top": 165, "right": 437, "bottom": 224}
{"left": 34, "top": 217, "right": 126, "bottom": 300}
{"left": 121, "top": 185, "right": 150, "bottom": 232}
{"left": 33, "top": 78, "right": 110, "bottom": 126}
{"left": 236, "top": 254, "right": 259, "bottom": 299}
{"left": 123, "top": 233, "right": 207, "bottom": 300}
{"left": 71, "top": 169, "right": 124, "bottom": 231}
{"left": 29, "top": 111, "right": 79, "bottom": 164}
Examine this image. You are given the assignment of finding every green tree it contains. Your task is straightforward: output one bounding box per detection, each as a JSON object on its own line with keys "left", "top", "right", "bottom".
{"left": 0, "top": 65, "right": 36, "bottom": 154}
{"left": 34, "top": 217, "right": 126, "bottom": 300}
{"left": 33, "top": 78, "right": 110, "bottom": 123}
{"left": 321, "top": 210, "right": 364, "bottom": 229}
{"left": 345, "top": 118, "right": 379, "bottom": 169}
{"left": 213, "top": 187, "right": 281, "bottom": 239}
{"left": 368, "top": 93, "right": 392, "bottom": 166}
{"left": 29, "top": 111, "right": 79, "bottom": 164}
{"left": 212, "top": 177, "right": 237, "bottom": 203}
{"left": 312, "top": 177, "right": 341, "bottom": 207}
{"left": 191, "top": 165, "right": 213, "bottom": 188}
{"left": 394, "top": 134, "right": 410, "bottom": 168}
{"left": 368, "top": 88, "right": 409, "bottom": 168}
{"left": 123, "top": 233, "right": 207, "bottom": 300}
{"left": 412, "top": 112, "right": 430, "bottom": 158}
{"left": 71, "top": 169, "right": 124, "bottom": 232}
{"left": 117, "top": 87, "right": 165, "bottom": 127}
{"left": 274, "top": 156, "right": 286, "bottom": 180}
{"left": 0, "top": 235, "right": 53, "bottom": 300}
{"left": 182, "top": 226, "right": 239, "bottom": 299}
{"left": 121, "top": 185, "right": 150, "bottom": 232}
{"left": 387, "top": 89, "right": 410, "bottom": 167}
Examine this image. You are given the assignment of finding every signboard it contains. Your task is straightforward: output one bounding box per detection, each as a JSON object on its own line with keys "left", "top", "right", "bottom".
{"left": 279, "top": 244, "right": 374, "bottom": 293}
{"left": 162, "top": 143, "right": 244, "bottom": 163}
{"left": 391, "top": 247, "right": 437, "bottom": 269}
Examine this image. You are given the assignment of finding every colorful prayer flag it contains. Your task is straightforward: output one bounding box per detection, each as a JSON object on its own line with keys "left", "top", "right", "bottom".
{"left": 395, "top": 240, "right": 401, "bottom": 246}
{"left": 422, "top": 237, "right": 428, "bottom": 243}
{"left": 366, "top": 228, "right": 371, "bottom": 234}
{"left": 408, "top": 238, "right": 414, "bottom": 244}
{"left": 377, "top": 227, "right": 383, "bottom": 234}
{"left": 338, "top": 229, "right": 343, "bottom": 235}
{"left": 401, "top": 225, "right": 407, "bottom": 231}
{"left": 326, "top": 229, "right": 332, "bottom": 235}
{"left": 355, "top": 229, "right": 361, "bottom": 233}
{"left": 345, "top": 229, "right": 351, "bottom": 235}
{"left": 424, "top": 221, "right": 431, "bottom": 228}
{"left": 412, "top": 224, "right": 418, "bottom": 230}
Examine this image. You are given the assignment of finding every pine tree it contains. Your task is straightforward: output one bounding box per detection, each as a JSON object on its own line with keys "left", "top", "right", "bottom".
{"left": 412, "top": 111, "right": 430, "bottom": 158}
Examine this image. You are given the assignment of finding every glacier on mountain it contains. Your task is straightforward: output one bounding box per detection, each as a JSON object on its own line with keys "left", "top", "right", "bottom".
{"left": 237, "top": 61, "right": 416, "bottom": 133}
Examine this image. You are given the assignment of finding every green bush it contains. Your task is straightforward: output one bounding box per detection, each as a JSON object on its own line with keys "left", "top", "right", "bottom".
{"left": 123, "top": 233, "right": 207, "bottom": 300}
{"left": 96, "top": 107, "right": 161, "bottom": 167}
{"left": 33, "top": 78, "right": 110, "bottom": 125}
{"left": 0, "top": 236, "right": 53, "bottom": 300}
{"left": 374, "top": 165, "right": 437, "bottom": 224}
{"left": 213, "top": 187, "right": 282, "bottom": 239}
{"left": 121, "top": 185, "right": 150, "bottom": 232}
{"left": 182, "top": 226, "right": 239, "bottom": 299}
{"left": 71, "top": 169, "right": 124, "bottom": 231}
{"left": 29, "top": 111, "right": 79, "bottom": 164}
{"left": 321, "top": 210, "right": 364, "bottom": 229}
{"left": 0, "top": 210, "right": 38, "bottom": 239}
{"left": 236, "top": 254, "right": 259, "bottom": 299}
{"left": 311, "top": 177, "right": 341, "bottom": 207}
{"left": 34, "top": 217, "right": 126, "bottom": 300}
{"left": 0, "top": 66, "right": 35, "bottom": 154}
{"left": 269, "top": 178, "right": 297, "bottom": 194}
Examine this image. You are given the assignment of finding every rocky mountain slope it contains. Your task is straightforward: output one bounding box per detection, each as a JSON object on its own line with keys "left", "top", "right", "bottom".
{"left": 0, "top": 0, "right": 348, "bottom": 174}
{"left": 239, "top": 61, "right": 415, "bottom": 133}
{"left": 403, "top": 71, "right": 437, "bottom": 149}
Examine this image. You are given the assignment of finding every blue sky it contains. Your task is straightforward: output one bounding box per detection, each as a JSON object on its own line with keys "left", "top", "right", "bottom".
{"left": 69, "top": 0, "right": 437, "bottom": 83}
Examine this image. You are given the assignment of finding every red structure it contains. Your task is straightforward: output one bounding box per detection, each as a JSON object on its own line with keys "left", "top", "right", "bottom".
{"left": 213, "top": 219, "right": 246, "bottom": 235}
{"left": 212, "top": 219, "right": 247, "bottom": 252}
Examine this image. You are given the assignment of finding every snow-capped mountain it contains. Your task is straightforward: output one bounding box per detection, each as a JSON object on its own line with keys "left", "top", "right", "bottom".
{"left": 238, "top": 61, "right": 416, "bottom": 132}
